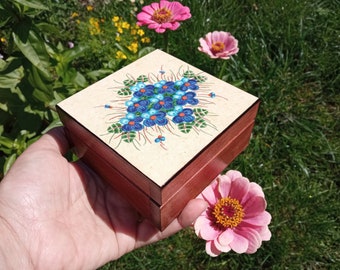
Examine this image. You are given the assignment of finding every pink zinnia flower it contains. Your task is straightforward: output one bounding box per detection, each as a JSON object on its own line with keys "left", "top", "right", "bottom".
{"left": 136, "top": 0, "right": 191, "bottom": 33}
{"left": 198, "top": 31, "right": 239, "bottom": 59}
{"left": 194, "top": 170, "right": 272, "bottom": 256}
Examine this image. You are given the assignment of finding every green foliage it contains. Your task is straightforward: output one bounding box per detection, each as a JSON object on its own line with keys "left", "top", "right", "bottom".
{"left": 0, "top": 0, "right": 339, "bottom": 268}
{"left": 0, "top": 0, "right": 89, "bottom": 176}
{"left": 102, "top": 0, "right": 339, "bottom": 269}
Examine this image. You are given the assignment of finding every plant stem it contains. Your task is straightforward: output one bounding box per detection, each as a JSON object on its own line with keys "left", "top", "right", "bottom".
{"left": 163, "top": 31, "right": 169, "bottom": 53}
{"left": 218, "top": 60, "right": 227, "bottom": 80}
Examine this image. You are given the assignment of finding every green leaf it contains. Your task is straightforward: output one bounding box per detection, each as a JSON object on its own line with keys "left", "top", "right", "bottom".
{"left": 118, "top": 87, "right": 132, "bottom": 96}
{"left": 107, "top": 123, "right": 122, "bottom": 134}
{"left": 0, "top": 4, "right": 14, "bottom": 27}
{"left": 12, "top": 0, "right": 49, "bottom": 10}
{"left": 0, "top": 58, "right": 24, "bottom": 89}
{"left": 194, "top": 118, "right": 208, "bottom": 128}
{"left": 0, "top": 135, "right": 14, "bottom": 149}
{"left": 122, "top": 132, "right": 136, "bottom": 143}
{"left": 3, "top": 153, "right": 17, "bottom": 175}
{"left": 12, "top": 21, "right": 52, "bottom": 79}
{"left": 193, "top": 108, "right": 209, "bottom": 118}
{"left": 137, "top": 75, "right": 148, "bottom": 82}
{"left": 183, "top": 70, "right": 195, "bottom": 78}
{"left": 27, "top": 65, "right": 53, "bottom": 103}
{"left": 123, "top": 79, "right": 136, "bottom": 87}
{"left": 194, "top": 75, "right": 208, "bottom": 83}
{"left": 178, "top": 122, "right": 194, "bottom": 134}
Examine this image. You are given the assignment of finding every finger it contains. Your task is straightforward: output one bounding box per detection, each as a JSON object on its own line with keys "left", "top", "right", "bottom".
{"left": 177, "top": 198, "right": 208, "bottom": 228}
{"left": 135, "top": 198, "right": 208, "bottom": 247}
{"left": 155, "top": 198, "right": 208, "bottom": 240}
{"left": 34, "top": 126, "right": 71, "bottom": 156}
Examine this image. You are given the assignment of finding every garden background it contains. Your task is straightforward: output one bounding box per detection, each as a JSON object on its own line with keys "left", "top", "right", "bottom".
{"left": 0, "top": 0, "right": 339, "bottom": 269}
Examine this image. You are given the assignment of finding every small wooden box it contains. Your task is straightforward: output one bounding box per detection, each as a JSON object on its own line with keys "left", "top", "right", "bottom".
{"left": 56, "top": 50, "right": 259, "bottom": 230}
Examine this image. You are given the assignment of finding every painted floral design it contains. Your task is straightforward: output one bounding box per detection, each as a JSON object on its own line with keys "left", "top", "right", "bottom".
{"left": 194, "top": 170, "right": 272, "bottom": 256}
{"left": 105, "top": 68, "right": 215, "bottom": 149}
{"left": 136, "top": 0, "right": 191, "bottom": 33}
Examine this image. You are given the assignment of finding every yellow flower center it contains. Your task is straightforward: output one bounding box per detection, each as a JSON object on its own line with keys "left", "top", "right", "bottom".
{"left": 211, "top": 42, "right": 225, "bottom": 54}
{"left": 152, "top": 8, "right": 172, "bottom": 23}
{"left": 212, "top": 197, "right": 244, "bottom": 228}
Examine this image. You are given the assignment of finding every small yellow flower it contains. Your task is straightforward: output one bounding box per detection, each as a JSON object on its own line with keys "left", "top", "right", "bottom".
{"left": 112, "top": 16, "right": 120, "bottom": 22}
{"left": 117, "top": 27, "right": 123, "bottom": 34}
{"left": 0, "top": 37, "right": 7, "bottom": 43}
{"left": 115, "top": 35, "right": 121, "bottom": 42}
{"left": 128, "top": 41, "right": 138, "bottom": 53}
{"left": 86, "top": 5, "right": 94, "bottom": 11}
{"left": 116, "top": 51, "right": 127, "bottom": 59}
{"left": 137, "top": 29, "right": 145, "bottom": 37}
{"left": 141, "top": 37, "right": 151, "bottom": 43}
{"left": 121, "top": 21, "right": 130, "bottom": 29}
{"left": 130, "top": 29, "right": 137, "bottom": 36}
{"left": 71, "top": 12, "right": 79, "bottom": 18}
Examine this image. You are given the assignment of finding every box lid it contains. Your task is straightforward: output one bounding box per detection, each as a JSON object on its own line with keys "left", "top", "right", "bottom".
{"left": 57, "top": 49, "right": 258, "bottom": 187}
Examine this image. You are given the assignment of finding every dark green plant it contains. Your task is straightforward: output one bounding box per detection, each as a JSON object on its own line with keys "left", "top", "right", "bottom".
{"left": 0, "top": 0, "right": 88, "bottom": 177}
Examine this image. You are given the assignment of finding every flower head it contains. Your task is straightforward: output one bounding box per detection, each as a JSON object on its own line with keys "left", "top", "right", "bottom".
{"left": 137, "top": 0, "right": 191, "bottom": 33}
{"left": 194, "top": 170, "right": 271, "bottom": 256}
{"left": 198, "top": 31, "right": 239, "bottom": 59}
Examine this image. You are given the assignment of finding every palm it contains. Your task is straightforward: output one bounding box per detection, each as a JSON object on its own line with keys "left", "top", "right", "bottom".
{"left": 0, "top": 128, "right": 206, "bottom": 269}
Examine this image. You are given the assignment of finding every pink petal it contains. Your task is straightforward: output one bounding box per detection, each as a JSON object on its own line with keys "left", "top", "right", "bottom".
{"left": 194, "top": 216, "right": 220, "bottom": 240}
{"left": 229, "top": 231, "right": 249, "bottom": 253}
{"left": 258, "top": 225, "right": 272, "bottom": 241}
{"left": 200, "top": 180, "right": 219, "bottom": 205}
{"left": 243, "top": 196, "right": 266, "bottom": 216}
{"left": 229, "top": 176, "right": 250, "bottom": 201}
{"left": 235, "top": 227, "right": 262, "bottom": 254}
{"left": 214, "top": 237, "right": 232, "bottom": 253}
{"left": 243, "top": 211, "right": 272, "bottom": 226}
{"left": 226, "top": 170, "right": 243, "bottom": 180}
{"left": 214, "top": 229, "right": 233, "bottom": 252}
{"left": 217, "top": 175, "right": 232, "bottom": 198}
{"left": 206, "top": 240, "right": 221, "bottom": 257}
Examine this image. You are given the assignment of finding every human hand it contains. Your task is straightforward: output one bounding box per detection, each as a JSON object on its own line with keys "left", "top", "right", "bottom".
{"left": 0, "top": 127, "right": 207, "bottom": 269}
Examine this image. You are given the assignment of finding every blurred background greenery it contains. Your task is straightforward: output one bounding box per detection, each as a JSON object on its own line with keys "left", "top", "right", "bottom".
{"left": 0, "top": 0, "right": 339, "bottom": 269}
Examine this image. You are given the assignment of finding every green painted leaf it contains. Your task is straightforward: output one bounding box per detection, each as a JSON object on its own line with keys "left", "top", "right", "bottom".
{"left": 194, "top": 108, "right": 209, "bottom": 118}
{"left": 107, "top": 123, "right": 122, "bottom": 134}
{"left": 178, "top": 122, "right": 194, "bottom": 134}
{"left": 122, "top": 132, "right": 136, "bottom": 143}
{"left": 137, "top": 75, "right": 148, "bottom": 82}
{"left": 123, "top": 79, "right": 136, "bottom": 87}
{"left": 118, "top": 87, "right": 132, "bottom": 96}
{"left": 183, "top": 70, "right": 195, "bottom": 78}
{"left": 194, "top": 118, "right": 207, "bottom": 128}
{"left": 194, "top": 75, "right": 207, "bottom": 83}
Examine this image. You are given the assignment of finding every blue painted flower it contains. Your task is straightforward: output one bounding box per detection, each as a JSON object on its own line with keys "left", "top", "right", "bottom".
{"left": 175, "top": 91, "right": 199, "bottom": 106}
{"left": 127, "top": 99, "right": 150, "bottom": 113}
{"left": 172, "top": 108, "right": 195, "bottom": 123}
{"left": 133, "top": 84, "right": 155, "bottom": 98}
{"left": 157, "top": 81, "right": 176, "bottom": 94}
{"left": 153, "top": 96, "right": 174, "bottom": 110}
{"left": 120, "top": 114, "right": 144, "bottom": 132}
{"left": 155, "top": 135, "right": 166, "bottom": 143}
{"left": 143, "top": 111, "right": 168, "bottom": 127}
{"left": 167, "top": 105, "right": 184, "bottom": 117}
{"left": 180, "top": 79, "right": 199, "bottom": 91}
